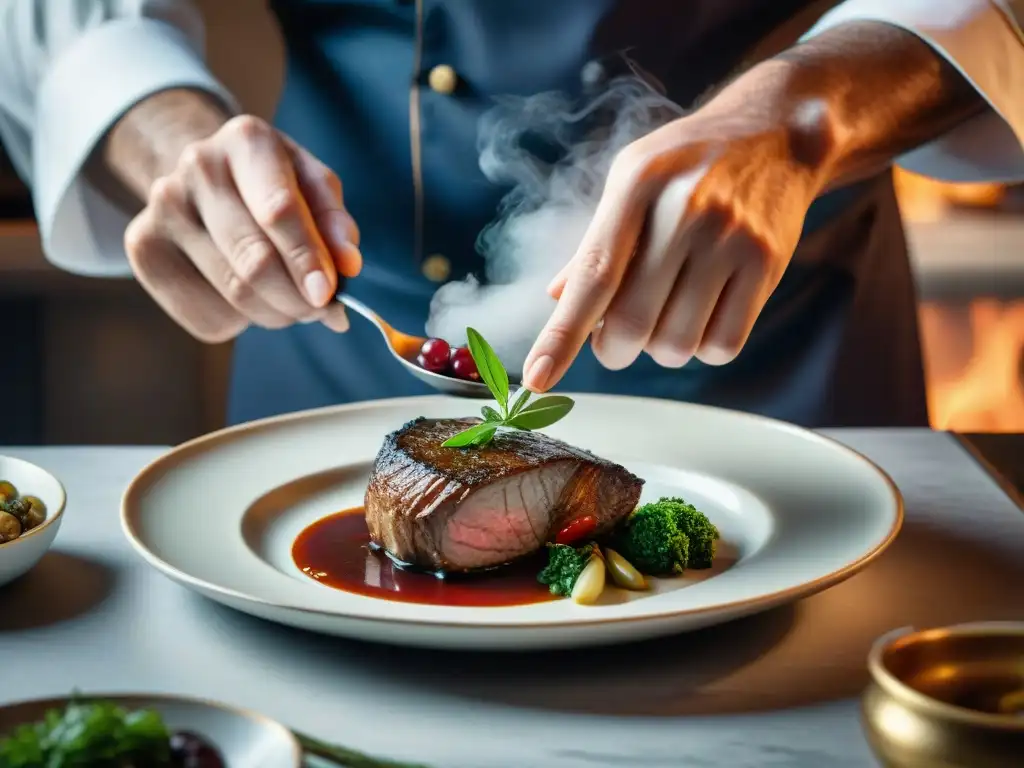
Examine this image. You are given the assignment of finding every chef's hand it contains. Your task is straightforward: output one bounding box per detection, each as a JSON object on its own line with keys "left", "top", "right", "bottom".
{"left": 118, "top": 100, "right": 361, "bottom": 343}
{"left": 522, "top": 63, "right": 828, "bottom": 392}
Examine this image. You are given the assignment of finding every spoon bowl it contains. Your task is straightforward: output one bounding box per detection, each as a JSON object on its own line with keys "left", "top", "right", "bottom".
{"left": 337, "top": 293, "right": 519, "bottom": 398}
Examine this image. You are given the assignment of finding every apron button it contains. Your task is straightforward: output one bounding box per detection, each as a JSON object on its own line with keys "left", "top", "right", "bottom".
{"left": 422, "top": 253, "right": 451, "bottom": 282}
{"left": 581, "top": 60, "right": 606, "bottom": 87}
{"left": 428, "top": 64, "right": 459, "bottom": 95}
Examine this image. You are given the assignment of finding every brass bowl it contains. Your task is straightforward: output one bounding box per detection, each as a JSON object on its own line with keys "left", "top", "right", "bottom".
{"left": 862, "top": 622, "right": 1024, "bottom": 768}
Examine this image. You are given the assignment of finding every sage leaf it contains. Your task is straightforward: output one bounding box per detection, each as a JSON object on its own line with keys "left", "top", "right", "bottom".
{"left": 508, "top": 387, "right": 532, "bottom": 418}
{"left": 441, "top": 422, "right": 498, "bottom": 448}
{"left": 441, "top": 329, "right": 575, "bottom": 452}
{"left": 468, "top": 424, "right": 499, "bottom": 447}
{"left": 507, "top": 395, "right": 575, "bottom": 431}
{"left": 466, "top": 327, "right": 509, "bottom": 412}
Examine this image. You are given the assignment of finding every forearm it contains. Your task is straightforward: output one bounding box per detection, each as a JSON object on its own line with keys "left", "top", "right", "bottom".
{"left": 93, "top": 87, "right": 233, "bottom": 205}
{"left": 709, "top": 21, "right": 988, "bottom": 191}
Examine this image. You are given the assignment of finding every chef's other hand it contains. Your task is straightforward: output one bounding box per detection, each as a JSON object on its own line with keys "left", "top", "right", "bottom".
{"left": 124, "top": 114, "right": 361, "bottom": 343}
{"left": 523, "top": 64, "right": 828, "bottom": 392}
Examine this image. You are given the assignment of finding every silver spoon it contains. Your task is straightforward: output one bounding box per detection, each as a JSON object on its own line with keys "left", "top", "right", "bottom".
{"left": 336, "top": 292, "right": 519, "bottom": 398}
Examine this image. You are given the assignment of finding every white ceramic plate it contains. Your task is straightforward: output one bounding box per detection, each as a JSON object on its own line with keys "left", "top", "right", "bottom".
{"left": 122, "top": 394, "right": 902, "bottom": 650}
{"left": 0, "top": 693, "right": 301, "bottom": 767}
{"left": 0, "top": 455, "right": 67, "bottom": 588}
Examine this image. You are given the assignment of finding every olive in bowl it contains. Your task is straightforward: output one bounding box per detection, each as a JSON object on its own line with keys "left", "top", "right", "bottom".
{"left": 0, "top": 455, "right": 66, "bottom": 588}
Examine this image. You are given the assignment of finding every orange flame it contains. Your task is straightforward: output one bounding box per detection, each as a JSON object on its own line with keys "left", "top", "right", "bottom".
{"left": 895, "top": 169, "right": 1024, "bottom": 432}
{"left": 920, "top": 300, "right": 1024, "bottom": 433}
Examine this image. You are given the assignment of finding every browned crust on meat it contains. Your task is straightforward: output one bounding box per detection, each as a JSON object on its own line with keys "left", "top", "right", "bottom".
{"left": 364, "top": 417, "right": 644, "bottom": 571}
{"left": 377, "top": 417, "right": 624, "bottom": 485}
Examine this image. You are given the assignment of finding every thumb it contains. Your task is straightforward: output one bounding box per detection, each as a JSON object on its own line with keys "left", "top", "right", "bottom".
{"left": 546, "top": 263, "right": 570, "bottom": 299}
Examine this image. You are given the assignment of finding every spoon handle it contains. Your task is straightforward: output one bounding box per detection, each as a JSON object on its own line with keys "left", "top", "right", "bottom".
{"left": 336, "top": 292, "right": 393, "bottom": 337}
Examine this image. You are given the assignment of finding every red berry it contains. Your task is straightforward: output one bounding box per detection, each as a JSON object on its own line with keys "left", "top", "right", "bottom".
{"left": 418, "top": 338, "right": 451, "bottom": 373}
{"left": 449, "top": 347, "right": 480, "bottom": 381}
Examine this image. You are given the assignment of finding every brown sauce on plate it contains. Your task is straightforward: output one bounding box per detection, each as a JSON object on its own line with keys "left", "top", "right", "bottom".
{"left": 291, "top": 507, "right": 556, "bottom": 607}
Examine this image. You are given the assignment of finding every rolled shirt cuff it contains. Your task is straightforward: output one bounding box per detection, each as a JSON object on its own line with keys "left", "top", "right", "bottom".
{"left": 34, "top": 17, "right": 237, "bottom": 276}
{"left": 802, "top": 0, "right": 1024, "bottom": 183}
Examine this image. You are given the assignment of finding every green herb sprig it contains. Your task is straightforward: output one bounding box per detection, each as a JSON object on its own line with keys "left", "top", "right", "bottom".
{"left": 441, "top": 327, "right": 574, "bottom": 449}
{"left": 0, "top": 697, "right": 171, "bottom": 767}
{"left": 0, "top": 695, "right": 433, "bottom": 768}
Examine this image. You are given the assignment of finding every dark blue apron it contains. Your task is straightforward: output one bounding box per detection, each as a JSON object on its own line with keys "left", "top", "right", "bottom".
{"left": 227, "top": 0, "right": 929, "bottom": 429}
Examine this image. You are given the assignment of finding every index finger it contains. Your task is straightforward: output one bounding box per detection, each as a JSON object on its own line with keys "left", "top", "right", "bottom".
{"left": 280, "top": 135, "right": 363, "bottom": 279}
{"left": 522, "top": 168, "right": 651, "bottom": 392}
{"left": 223, "top": 119, "right": 337, "bottom": 307}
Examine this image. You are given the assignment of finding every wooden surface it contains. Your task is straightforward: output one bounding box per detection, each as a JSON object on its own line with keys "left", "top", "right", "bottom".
{"left": 956, "top": 433, "right": 1024, "bottom": 511}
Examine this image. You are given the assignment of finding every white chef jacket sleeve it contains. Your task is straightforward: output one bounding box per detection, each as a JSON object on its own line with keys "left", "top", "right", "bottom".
{"left": 802, "top": 0, "right": 1024, "bottom": 183}
{"left": 0, "top": 0, "right": 237, "bottom": 276}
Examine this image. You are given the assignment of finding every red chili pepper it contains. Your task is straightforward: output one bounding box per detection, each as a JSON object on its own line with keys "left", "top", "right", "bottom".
{"left": 555, "top": 515, "right": 598, "bottom": 545}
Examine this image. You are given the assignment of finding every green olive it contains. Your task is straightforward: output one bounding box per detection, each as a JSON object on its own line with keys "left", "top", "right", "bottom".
{"left": 0, "top": 510, "right": 21, "bottom": 543}
{"left": 603, "top": 547, "right": 648, "bottom": 591}
{"left": 0, "top": 480, "right": 16, "bottom": 504}
{"left": 20, "top": 504, "right": 45, "bottom": 532}
{"left": 4, "top": 498, "right": 29, "bottom": 523}
{"left": 21, "top": 495, "right": 46, "bottom": 515}
{"left": 571, "top": 554, "right": 606, "bottom": 605}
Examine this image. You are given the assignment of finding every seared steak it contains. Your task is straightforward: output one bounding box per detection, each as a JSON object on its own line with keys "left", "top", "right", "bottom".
{"left": 364, "top": 417, "right": 644, "bottom": 572}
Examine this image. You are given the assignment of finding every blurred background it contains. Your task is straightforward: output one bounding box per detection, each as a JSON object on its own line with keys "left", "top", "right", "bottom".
{"left": 1, "top": 4, "right": 1022, "bottom": 446}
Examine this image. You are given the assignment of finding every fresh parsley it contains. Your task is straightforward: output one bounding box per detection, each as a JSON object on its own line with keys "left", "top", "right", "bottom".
{"left": 0, "top": 698, "right": 171, "bottom": 767}
{"left": 441, "top": 327, "right": 574, "bottom": 448}
{"left": 0, "top": 696, "right": 433, "bottom": 768}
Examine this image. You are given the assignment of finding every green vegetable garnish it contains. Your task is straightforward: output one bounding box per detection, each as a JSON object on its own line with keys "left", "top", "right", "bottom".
{"left": 537, "top": 542, "right": 596, "bottom": 596}
{"left": 0, "top": 698, "right": 172, "bottom": 767}
{"left": 0, "top": 696, "right": 434, "bottom": 768}
{"left": 614, "top": 507, "right": 689, "bottom": 576}
{"left": 660, "top": 496, "right": 720, "bottom": 569}
{"left": 612, "top": 497, "right": 720, "bottom": 576}
{"left": 442, "top": 327, "right": 574, "bottom": 449}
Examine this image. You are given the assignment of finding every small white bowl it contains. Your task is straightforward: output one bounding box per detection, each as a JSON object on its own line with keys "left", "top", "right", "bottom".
{"left": 0, "top": 454, "right": 67, "bottom": 587}
{"left": 0, "top": 693, "right": 302, "bottom": 767}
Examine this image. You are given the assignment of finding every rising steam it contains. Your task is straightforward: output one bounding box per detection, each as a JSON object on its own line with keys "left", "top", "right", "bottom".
{"left": 424, "top": 71, "right": 685, "bottom": 376}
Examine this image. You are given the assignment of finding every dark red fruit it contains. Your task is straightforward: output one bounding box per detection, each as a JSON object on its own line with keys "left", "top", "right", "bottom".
{"left": 449, "top": 347, "right": 480, "bottom": 381}
{"left": 170, "top": 731, "right": 226, "bottom": 768}
{"left": 418, "top": 338, "right": 451, "bottom": 373}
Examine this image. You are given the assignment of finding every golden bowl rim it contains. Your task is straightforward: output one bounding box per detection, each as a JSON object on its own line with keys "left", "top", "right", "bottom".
{"left": 868, "top": 622, "right": 1024, "bottom": 731}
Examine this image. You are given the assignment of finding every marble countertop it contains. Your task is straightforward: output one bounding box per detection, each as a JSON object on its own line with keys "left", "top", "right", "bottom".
{"left": 2, "top": 430, "right": 1024, "bottom": 767}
